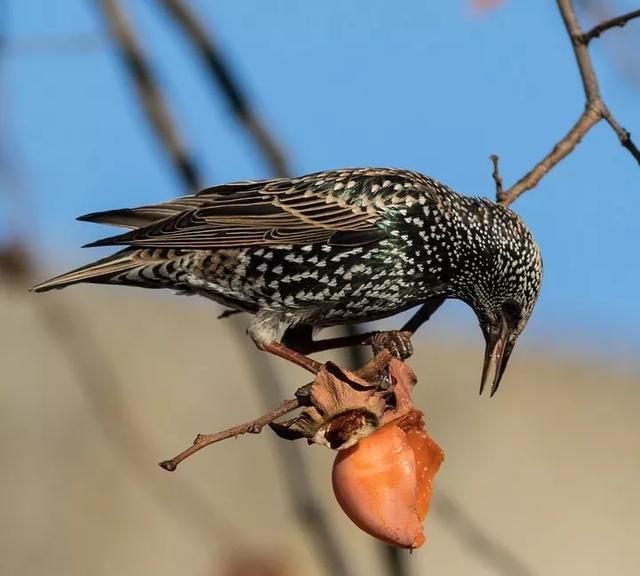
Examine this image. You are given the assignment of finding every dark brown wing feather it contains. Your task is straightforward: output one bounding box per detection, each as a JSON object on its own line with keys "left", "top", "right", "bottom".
{"left": 83, "top": 174, "right": 392, "bottom": 250}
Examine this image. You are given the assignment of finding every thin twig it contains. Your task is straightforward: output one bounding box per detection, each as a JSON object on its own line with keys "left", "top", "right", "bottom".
{"left": 496, "top": 105, "right": 601, "bottom": 204}
{"left": 157, "top": 0, "right": 289, "bottom": 177}
{"left": 159, "top": 398, "right": 300, "bottom": 471}
{"left": 489, "top": 154, "right": 503, "bottom": 198}
{"left": 96, "top": 0, "right": 201, "bottom": 191}
{"left": 579, "top": 8, "right": 640, "bottom": 43}
{"left": 496, "top": 0, "right": 639, "bottom": 207}
{"left": 159, "top": 349, "right": 394, "bottom": 472}
{"left": 602, "top": 106, "right": 640, "bottom": 163}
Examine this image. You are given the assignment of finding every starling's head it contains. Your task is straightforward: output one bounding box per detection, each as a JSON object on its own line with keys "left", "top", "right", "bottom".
{"left": 476, "top": 291, "right": 539, "bottom": 397}
{"left": 449, "top": 201, "right": 543, "bottom": 396}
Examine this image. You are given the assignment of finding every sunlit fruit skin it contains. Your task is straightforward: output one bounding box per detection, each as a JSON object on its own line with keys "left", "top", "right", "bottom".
{"left": 332, "top": 417, "right": 443, "bottom": 549}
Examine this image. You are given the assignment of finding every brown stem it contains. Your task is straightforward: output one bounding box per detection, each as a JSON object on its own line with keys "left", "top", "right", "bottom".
{"left": 159, "top": 398, "right": 300, "bottom": 471}
{"left": 158, "top": 349, "right": 393, "bottom": 471}
{"left": 579, "top": 8, "right": 640, "bottom": 44}
{"left": 498, "top": 105, "right": 601, "bottom": 205}
{"left": 497, "top": 0, "right": 639, "bottom": 207}
{"left": 601, "top": 106, "right": 640, "bottom": 163}
{"left": 489, "top": 154, "right": 503, "bottom": 198}
{"left": 354, "top": 349, "right": 394, "bottom": 380}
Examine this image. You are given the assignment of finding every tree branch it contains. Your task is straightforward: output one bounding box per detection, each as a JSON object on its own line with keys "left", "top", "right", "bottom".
{"left": 496, "top": 105, "right": 601, "bottom": 204}
{"left": 489, "top": 154, "right": 503, "bottom": 198}
{"left": 159, "top": 349, "right": 394, "bottom": 472}
{"left": 579, "top": 8, "right": 640, "bottom": 44}
{"left": 97, "top": 0, "right": 201, "bottom": 191}
{"left": 159, "top": 348, "right": 394, "bottom": 576}
{"left": 159, "top": 398, "right": 300, "bottom": 471}
{"left": 157, "top": 0, "right": 290, "bottom": 177}
{"left": 496, "top": 0, "right": 639, "bottom": 207}
{"left": 434, "top": 493, "right": 535, "bottom": 576}
{"left": 601, "top": 105, "right": 640, "bottom": 163}
{"left": 97, "top": 3, "right": 354, "bottom": 571}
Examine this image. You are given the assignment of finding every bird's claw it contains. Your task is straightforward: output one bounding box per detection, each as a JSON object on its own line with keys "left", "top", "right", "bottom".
{"left": 369, "top": 330, "right": 414, "bottom": 360}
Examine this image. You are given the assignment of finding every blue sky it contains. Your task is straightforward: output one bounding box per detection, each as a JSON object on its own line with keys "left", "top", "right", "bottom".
{"left": 3, "top": 1, "right": 640, "bottom": 352}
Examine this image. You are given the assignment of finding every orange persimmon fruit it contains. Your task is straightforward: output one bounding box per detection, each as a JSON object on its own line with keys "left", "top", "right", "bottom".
{"left": 332, "top": 415, "right": 443, "bottom": 549}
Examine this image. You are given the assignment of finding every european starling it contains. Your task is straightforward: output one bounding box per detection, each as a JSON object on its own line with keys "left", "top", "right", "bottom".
{"left": 33, "top": 168, "right": 542, "bottom": 395}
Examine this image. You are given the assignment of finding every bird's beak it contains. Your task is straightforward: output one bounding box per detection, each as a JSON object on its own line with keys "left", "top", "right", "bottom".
{"left": 480, "top": 317, "right": 514, "bottom": 397}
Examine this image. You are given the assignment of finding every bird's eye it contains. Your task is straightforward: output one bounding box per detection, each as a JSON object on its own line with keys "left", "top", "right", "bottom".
{"left": 502, "top": 300, "right": 520, "bottom": 325}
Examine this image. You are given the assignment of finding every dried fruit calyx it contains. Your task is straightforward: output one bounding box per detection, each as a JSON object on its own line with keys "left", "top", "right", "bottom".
{"left": 270, "top": 353, "right": 444, "bottom": 549}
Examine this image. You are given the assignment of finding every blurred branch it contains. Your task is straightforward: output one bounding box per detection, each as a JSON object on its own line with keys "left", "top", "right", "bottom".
{"left": 156, "top": 0, "right": 289, "bottom": 177}
{"left": 96, "top": 0, "right": 201, "bottom": 191}
{"left": 95, "top": 2, "right": 352, "bottom": 574}
{"left": 159, "top": 0, "right": 408, "bottom": 576}
{"left": 495, "top": 0, "right": 640, "bottom": 207}
{"left": 226, "top": 319, "right": 389, "bottom": 576}
{"left": 143, "top": 4, "right": 367, "bottom": 571}
{"left": 434, "top": 493, "right": 535, "bottom": 576}
{"left": 579, "top": 8, "right": 640, "bottom": 43}
{"left": 2, "top": 2, "right": 239, "bottom": 548}
{"left": 34, "top": 295, "right": 242, "bottom": 547}
{"left": 249, "top": 383, "right": 355, "bottom": 576}
{"left": 1, "top": 259, "right": 242, "bottom": 548}
{"left": 0, "top": 242, "right": 33, "bottom": 284}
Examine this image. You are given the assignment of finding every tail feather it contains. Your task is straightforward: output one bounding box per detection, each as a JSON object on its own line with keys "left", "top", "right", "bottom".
{"left": 77, "top": 197, "right": 206, "bottom": 230}
{"left": 77, "top": 208, "right": 149, "bottom": 230}
{"left": 31, "top": 249, "right": 142, "bottom": 292}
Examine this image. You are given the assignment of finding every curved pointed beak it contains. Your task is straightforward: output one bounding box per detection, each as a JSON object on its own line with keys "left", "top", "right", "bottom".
{"left": 480, "top": 317, "right": 514, "bottom": 397}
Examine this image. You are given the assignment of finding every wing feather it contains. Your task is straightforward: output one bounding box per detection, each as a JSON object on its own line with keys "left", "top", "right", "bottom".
{"left": 82, "top": 168, "right": 438, "bottom": 249}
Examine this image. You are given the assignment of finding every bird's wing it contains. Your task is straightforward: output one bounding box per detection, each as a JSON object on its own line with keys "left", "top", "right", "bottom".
{"left": 82, "top": 168, "right": 438, "bottom": 250}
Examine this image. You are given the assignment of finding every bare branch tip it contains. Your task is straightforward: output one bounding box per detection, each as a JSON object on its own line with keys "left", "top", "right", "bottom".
{"left": 581, "top": 8, "right": 640, "bottom": 44}
{"left": 159, "top": 460, "right": 177, "bottom": 472}
{"left": 159, "top": 397, "right": 300, "bottom": 469}
{"left": 489, "top": 154, "right": 505, "bottom": 201}
{"left": 601, "top": 110, "right": 640, "bottom": 165}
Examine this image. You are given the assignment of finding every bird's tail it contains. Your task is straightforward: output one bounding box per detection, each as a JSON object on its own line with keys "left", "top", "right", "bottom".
{"left": 32, "top": 249, "right": 146, "bottom": 292}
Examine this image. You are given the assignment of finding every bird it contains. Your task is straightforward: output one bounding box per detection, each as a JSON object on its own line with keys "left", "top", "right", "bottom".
{"left": 33, "top": 167, "right": 542, "bottom": 395}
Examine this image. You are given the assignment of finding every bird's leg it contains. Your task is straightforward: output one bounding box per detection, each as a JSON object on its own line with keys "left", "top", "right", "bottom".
{"left": 248, "top": 311, "right": 323, "bottom": 373}
{"left": 254, "top": 299, "right": 445, "bottom": 382}
{"left": 283, "top": 325, "right": 376, "bottom": 354}
{"left": 400, "top": 298, "right": 445, "bottom": 333}
{"left": 256, "top": 340, "right": 323, "bottom": 374}
{"left": 283, "top": 298, "right": 446, "bottom": 360}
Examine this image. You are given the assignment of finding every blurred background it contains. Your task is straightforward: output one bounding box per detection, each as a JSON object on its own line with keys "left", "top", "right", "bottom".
{"left": 2, "top": 1, "right": 639, "bottom": 575}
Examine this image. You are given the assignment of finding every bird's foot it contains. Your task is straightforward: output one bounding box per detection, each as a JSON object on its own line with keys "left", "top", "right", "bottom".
{"left": 369, "top": 330, "right": 413, "bottom": 360}
{"left": 366, "top": 331, "right": 413, "bottom": 392}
